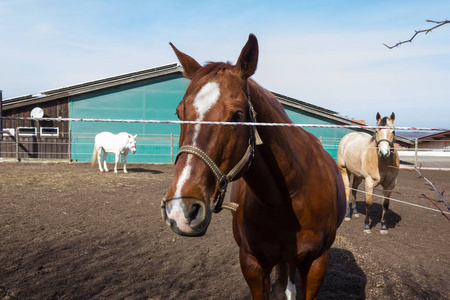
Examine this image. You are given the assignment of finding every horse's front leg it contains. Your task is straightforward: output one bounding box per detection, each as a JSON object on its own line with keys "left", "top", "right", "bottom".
{"left": 298, "top": 250, "right": 329, "bottom": 300}
{"left": 364, "top": 178, "right": 375, "bottom": 234}
{"left": 122, "top": 153, "right": 128, "bottom": 173}
{"left": 114, "top": 153, "right": 119, "bottom": 173}
{"left": 239, "top": 247, "right": 271, "bottom": 300}
{"left": 380, "top": 179, "right": 396, "bottom": 234}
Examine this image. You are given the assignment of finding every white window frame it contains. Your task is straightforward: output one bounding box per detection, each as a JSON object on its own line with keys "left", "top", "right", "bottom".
{"left": 17, "top": 127, "right": 37, "bottom": 137}
{"left": 40, "top": 127, "right": 59, "bottom": 137}
{"left": 1, "top": 128, "right": 15, "bottom": 137}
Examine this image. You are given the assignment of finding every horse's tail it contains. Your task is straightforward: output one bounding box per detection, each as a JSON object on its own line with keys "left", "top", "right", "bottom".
{"left": 91, "top": 144, "right": 98, "bottom": 167}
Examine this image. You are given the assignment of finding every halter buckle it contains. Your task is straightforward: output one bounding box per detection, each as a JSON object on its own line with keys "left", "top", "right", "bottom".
{"left": 217, "top": 175, "right": 229, "bottom": 192}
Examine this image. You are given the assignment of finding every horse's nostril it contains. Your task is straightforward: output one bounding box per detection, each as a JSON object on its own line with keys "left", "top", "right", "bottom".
{"left": 189, "top": 204, "right": 204, "bottom": 227}
{"left": 189, "top": 204, "right": 200, "bottom": 219}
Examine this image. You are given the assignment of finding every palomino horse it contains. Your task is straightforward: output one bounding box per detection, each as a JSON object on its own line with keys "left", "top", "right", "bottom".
{"left": 91, "top": 132, "right": 137, "bottom": 173}
{"left": 162, "top": 34, "right": 346, "bottom": 299}
{"left": 337, "top": 113, "right": 399, "bottom": 234}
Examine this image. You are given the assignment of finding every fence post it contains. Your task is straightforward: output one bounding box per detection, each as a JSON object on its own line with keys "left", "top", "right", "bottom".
{"left": 414, "top": 138, "right": 418, "bottom": 168}
{"left": 170, "top": 133, "right": 174, "bottom": 164}
{"left": 15, "top": 128, "right": 19, "bottom": 162}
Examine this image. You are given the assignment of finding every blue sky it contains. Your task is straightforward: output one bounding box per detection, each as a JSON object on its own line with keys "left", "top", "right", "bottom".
{"left": 1, "top": 0, "right": 449, "bottom": 128}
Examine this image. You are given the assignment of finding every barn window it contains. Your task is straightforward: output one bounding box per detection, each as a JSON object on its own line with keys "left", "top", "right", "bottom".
{"left": 40, "top": 127, "right": 59, "bottom": 137}
{"left": 1, "top": 128, "right": 15, "bottom": 137}
{"left": 17, "top": 127, "right": 37, "bottom": 137}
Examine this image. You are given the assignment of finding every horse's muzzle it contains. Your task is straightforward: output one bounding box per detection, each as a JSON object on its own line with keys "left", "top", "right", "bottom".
{"left": 161, "top": 197, "right": 211, "bottom": 237}
{"left": 378, "top": 150, "right": 391, "bottom": 159}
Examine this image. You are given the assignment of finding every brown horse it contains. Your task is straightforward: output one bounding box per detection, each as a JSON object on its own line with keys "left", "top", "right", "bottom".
{"left": 162, "top": 34, "right": 346, "bottom": 299}
{"left": 337, "top": 113, "right": 399, "bottom": 234}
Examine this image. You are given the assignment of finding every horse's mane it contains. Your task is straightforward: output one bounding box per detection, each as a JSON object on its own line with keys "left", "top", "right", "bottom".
{"left": 192, "top": 61, "right": 242, "bottom": 82}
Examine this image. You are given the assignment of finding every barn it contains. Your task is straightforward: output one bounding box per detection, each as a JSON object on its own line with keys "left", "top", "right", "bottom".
{"left": 0, "top": 63, "right": 412, "bottom": 163}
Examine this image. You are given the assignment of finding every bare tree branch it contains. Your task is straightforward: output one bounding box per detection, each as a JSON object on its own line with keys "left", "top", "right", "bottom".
{"left": 384, "top": 19, "right": 449, "bottom": 49}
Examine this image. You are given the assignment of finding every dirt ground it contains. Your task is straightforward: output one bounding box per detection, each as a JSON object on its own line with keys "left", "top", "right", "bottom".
{"left": 0, "top": 162, "right": 449, "bottom": 300}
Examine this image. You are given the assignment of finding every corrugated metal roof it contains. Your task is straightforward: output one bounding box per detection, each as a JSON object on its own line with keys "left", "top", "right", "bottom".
{"left": 3, "top": 63, "right": 182, "bottom": 107}
{"left": 272, "top": 92, "right": 337, "bottom": 115}
{"left": 42, "top": 63, "right": 179, "bottom": 95}
{"left": 418, "top": 130, "right": 450, "bottom": 141}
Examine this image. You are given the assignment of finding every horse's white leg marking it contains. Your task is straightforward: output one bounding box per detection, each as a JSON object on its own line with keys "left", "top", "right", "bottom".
{"left": 114, "top": 153, "right": 119, "bottom": 173}
{"left": 167, "top": 82, "right": 220, "bottom": 232}
{"left": 285, "top": 274, "right": 296, "bottom": 300}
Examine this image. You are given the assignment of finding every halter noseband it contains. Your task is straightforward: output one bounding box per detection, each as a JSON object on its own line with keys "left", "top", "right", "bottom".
{"left": 374, "top": 128, "right": 396, "bottom": 148}
{"left": 174, "top": 82, "right": 261, "bottom": 213}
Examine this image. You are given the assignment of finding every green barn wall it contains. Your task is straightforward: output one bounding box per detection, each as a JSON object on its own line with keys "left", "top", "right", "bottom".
{"left": 70, "top": 75, "right": 189, "bottom": 163}
{"left": 69, "top": 75, "right": 359, "bottom": 163}
{"left": 284, "top": 106, "right": 360, "bottom": 160}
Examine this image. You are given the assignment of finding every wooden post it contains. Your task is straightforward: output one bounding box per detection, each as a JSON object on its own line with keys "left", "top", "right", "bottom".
{"left": 170, "top": 133, "right": 174, "bottom": 164}
{"left": 15, "top": 128, "right": 19, "bottom": 162}
{"left": 414, "top": 138, "right": 418, "bottom": 168}
{"left": 68, "top": 127, "right": 72, "bottom": 162}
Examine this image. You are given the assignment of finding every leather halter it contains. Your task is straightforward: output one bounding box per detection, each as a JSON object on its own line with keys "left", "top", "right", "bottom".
{"left": 374, "top": 128, "right": 396, "bottom": 148}
{"left": 175, "top": 82, "right": 261, "bottom": 213}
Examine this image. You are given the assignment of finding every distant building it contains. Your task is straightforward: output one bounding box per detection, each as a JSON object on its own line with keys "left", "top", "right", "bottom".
{"left": 417, "top": 131, "right": 450, "bottom": 151}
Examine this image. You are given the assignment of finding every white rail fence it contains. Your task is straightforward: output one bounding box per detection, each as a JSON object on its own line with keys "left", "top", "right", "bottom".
{"left": 1, "top": 131, "right": 450, "bottom": 169}
{"left": 1, "top": 116, "right": 449, "bottom": 168}
{"left": 0, "top": 131, "right": 180, "bottom": 163}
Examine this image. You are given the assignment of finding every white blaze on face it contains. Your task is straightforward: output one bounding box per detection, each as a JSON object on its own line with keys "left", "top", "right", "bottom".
{"left": 167, "top": 82, "right": 221, "bottom": 225}
{"left": 379, "top": 129, "right": 390, "bottom": 156}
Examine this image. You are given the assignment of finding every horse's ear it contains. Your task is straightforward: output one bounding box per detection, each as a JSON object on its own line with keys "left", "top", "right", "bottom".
{"left": 376, "top": 112, "right": 381, "bottom": 122}
{"left": 235, "top": 34, "right": 259, "bottom": 79}
{"left": 169, "top": 42, "right": 201, "bottom": 80}
{"left": 390, "top": 112, "right": 395, "bottom": 122}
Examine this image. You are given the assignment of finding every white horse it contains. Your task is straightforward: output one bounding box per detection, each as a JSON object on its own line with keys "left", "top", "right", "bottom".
{"left": 91, "top": 132, "right": 137, "bottom": 173}
{"left": 337, "top": 113, "right": 399, "bottom": 234}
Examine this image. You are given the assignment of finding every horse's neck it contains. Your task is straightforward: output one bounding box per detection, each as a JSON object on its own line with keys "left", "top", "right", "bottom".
{"left": 243, "top": 83, "right": 309, "bottom": 207}
{"left": 366, "top": 139, "right": 398, "bottom": 171}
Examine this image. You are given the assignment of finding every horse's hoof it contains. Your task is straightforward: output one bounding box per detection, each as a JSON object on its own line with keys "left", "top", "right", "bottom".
{"left": 363, "top": 229, "right": 372, "bottom": 234}
{"left": 344, "top": 217, "right": 351, "bottom": 221}
{"left": 380, "top": 229, "right": 388, "bottom": 235}
{"left": 124, "top": 171, "right": 128, "bottom": 174}
{"left": 114, "top": 171, "right": 118, "bottom": 174}
{"left": 353, "top": 213, "right": 360, "bottom": 218}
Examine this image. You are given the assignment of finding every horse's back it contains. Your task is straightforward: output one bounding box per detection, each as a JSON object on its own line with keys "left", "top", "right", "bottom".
{"left": 337, "top": 132, "right": 372, "bottom": 175}
{"left": 95, "top": 132, "right": 129, "bottom": 152}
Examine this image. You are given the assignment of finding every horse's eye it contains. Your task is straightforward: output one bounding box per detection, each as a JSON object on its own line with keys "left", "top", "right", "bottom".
{"left": 230, "top": 111, "right": 244, "bottom": 122}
